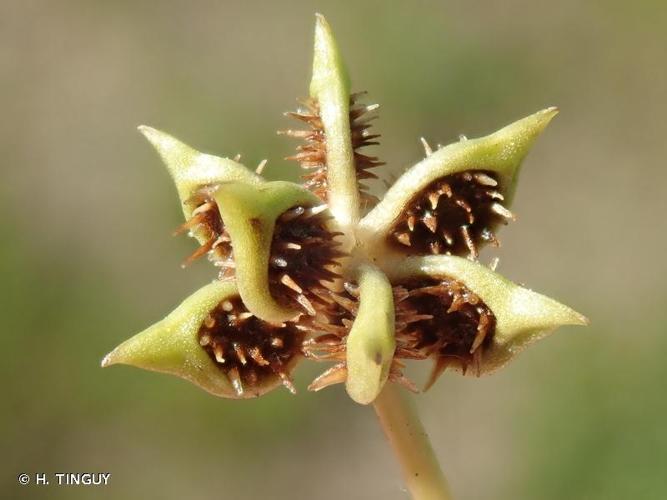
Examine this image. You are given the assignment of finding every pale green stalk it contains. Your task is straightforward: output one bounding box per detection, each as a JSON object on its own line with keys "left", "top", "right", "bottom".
{"left": 374, "top": 385, "right": 452, "bottom": 500}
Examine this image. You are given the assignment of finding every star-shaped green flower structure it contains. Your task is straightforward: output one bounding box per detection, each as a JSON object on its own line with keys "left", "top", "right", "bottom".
{"left": 103, "top": 15, "right": 587, "bottom": 407}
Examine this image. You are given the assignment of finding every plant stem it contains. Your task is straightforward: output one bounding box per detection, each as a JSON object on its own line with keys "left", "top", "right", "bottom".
{"left": 373, "top": 384, "right": 452, "bottom": 500}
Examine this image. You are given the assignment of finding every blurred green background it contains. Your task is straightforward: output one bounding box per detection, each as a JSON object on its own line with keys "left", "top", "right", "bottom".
{"left": 2, "top": 1, "right": 666, "bottom": 499}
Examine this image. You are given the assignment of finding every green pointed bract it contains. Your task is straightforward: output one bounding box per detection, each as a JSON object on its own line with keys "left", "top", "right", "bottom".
{"left": 386, "top": 255, "right": 588, "bottom": 373}
{"left": 102, "top": 281, "right": 250, "bottom": 398}
{"left": 358, "top": 108, "right": 558, "bottom": 246}
{"left": 138, "top": 125, "right": 262, "bottom": 223}
{"left": 345, "top": 265, "right": 396, "bottom": 405}
{"left": 309, "top": 14, "right": 359, "bottom": 228}
{"left": 211, "top": 181, "right": 322, "bottom": 324}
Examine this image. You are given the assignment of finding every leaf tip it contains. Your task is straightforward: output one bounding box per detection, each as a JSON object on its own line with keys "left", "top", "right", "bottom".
{"left": 310, "top": 13, "right": 349, "bottom": 97}
{"left": 100, "top": 351, "right": 114, "bottom": 368}
{"left": 137, "top": 124, "right": 164, "bottom": 147}
{"left": 503, "top": 106, "right": 559, "bottom": 141}
{"left": 99, "top": 328, "right": 152, "bottom": 371}
{"left": 508, "top": 286, "right": 588, "bottom": 342}
{"left": 314, "top": 12, "right": 326, "bottom": 24}
{"left": 566, "top": 308, "right": 589, "bottom": 327}
{"left": 314, "top": 13, "right": 332, "bottom": 40}
{"left": 100, "top": 339, "right": 141, "bottom": 369}
{"left": 535, "top": 105, "right": 559, "bottom": 129}
{"left": 138, "top": 125, "right": 191, "bottom": 157}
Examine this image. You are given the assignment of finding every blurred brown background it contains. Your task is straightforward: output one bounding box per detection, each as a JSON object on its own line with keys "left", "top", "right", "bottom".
{"left": 2, "top": 1, "right": 666, "bottom": 499}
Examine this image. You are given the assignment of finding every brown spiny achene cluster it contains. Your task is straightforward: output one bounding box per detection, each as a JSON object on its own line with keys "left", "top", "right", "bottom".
{"left": 268, "top": 205, "right": 346, "bottom": 316}
{"left": 282, "top": 92, "right": 382, "bottom": 206}
{"left": 302, "top": 275, "right": 495, "bottom": 392}
{"left": 176, "top": 185, "right": 234, "bottom": 276}
{"left": 177, "top": 194, "right": 347, "bottom": 316}
{"left": 178, "top": 194, "right": 352, "bottom": 393}
{"left": 303, "top": 282, "right": 419, "bottom": 393}
{"left": 389, "top": 171, "right": 514, "bottom": 259}
{"left": 198, "top": 297, "right": 305, "bottom": 396}
{"left": 393, "top": 278, "right": 496, "bottom": 388}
